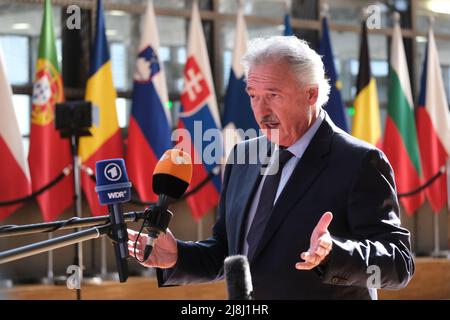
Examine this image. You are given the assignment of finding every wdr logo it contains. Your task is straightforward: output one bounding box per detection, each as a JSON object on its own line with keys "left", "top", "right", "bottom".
{"left": 107, "top": 191, "right": 127, "bottom": 199}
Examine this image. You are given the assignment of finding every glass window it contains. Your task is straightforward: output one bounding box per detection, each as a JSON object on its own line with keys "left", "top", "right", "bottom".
{"left": 116, "top": 98, "right": 130, "bottom": 128}
{"left": 0, "top": 36, "right": 29, "bottom": 85}
{"left": 12, "top": 94, "right": 31, "bottom": 136}
{"left": 219, "top": 0, "right": 285, "bottom": 18}
{"left": 111, "top": 42, "right": 127, "bottom": 90}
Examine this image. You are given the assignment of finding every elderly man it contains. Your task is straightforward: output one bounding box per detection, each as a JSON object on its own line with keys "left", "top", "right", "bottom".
{"left": 128, "top": 36, "right": 414, "bottom": 299}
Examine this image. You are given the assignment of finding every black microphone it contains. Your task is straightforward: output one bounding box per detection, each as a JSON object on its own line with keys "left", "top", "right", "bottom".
{"left": 142, "top": 149, "right": 193, "bottom": 261}
{"left": 224, "top": 255, "right": 254, "bottom": 300}
{"left": 95, "top": 158, "right": 132, "bottom": 282}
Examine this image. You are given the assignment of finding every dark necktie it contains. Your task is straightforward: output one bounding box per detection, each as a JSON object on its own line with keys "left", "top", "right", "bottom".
{"left": 246, "top": 148, "right": 294, "bottom": 260}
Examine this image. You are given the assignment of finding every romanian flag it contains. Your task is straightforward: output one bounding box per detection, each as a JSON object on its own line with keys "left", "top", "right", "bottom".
{"left": 416, "top": 27, "right": 450, "bottom": 213}
{"left": 0, "top": 46, "right": 31, "bottom": 220}
{"left": 352, "top": 21, "right": 382, "bottom": 147}
{"left": 383, "top": 18, "right": 424, "bottom": 215}
{"left": 79, "top": 0, "right": 123, "bottom": 216}
{"left": 28, "top": 0, "right": 73, "bottom": 221}
{"left": 177, "top": 1, "right": 222, "bottom": 220}
{"left": 318, "top": 16, "right": 348, "bottom": 132}
{"left": 126, "top": 0, "right": 172, "bottom": 203}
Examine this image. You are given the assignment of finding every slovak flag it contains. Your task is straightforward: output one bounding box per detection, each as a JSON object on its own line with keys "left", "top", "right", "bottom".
{"left": 416, "top": 26, "right": 450, "bottom": 213}
{"left": 127, "top": 0, "right": 172, "bottom": 203}
{"left": 177, "top": 1, "right": 222, "bottom": 220}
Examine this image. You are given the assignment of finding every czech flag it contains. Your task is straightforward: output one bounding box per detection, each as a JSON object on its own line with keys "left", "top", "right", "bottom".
{"left": 416, "top": 26, "right": 450, "bottom": 213}
{"left": 0, "top": 46, "right": 31, "bottom": 220}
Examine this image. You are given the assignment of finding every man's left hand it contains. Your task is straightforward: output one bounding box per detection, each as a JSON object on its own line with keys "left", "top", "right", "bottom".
{"left": 296, "top": 211, "right": 333, "bottom": 270}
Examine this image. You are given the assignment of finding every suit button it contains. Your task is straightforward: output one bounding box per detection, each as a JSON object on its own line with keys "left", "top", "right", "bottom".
{"left": 331, "top": 277, "right": 339, "bottom": 284}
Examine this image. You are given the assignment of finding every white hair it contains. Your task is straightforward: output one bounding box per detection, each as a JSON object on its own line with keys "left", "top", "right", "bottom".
{"left": 242, "top": 36, "right": 330, "bottom": 108}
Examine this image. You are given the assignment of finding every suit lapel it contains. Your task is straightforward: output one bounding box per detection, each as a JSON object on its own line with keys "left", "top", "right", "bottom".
{"left": 250, "top": 117, "right": 335, "bottom": 262}
{"left": 229, "top": 138, "right": 273, "bottom": 254}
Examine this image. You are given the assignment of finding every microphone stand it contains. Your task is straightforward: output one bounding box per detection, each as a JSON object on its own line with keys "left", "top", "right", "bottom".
{"left": 0, "top": 211, "right": 147, "bottom": 265}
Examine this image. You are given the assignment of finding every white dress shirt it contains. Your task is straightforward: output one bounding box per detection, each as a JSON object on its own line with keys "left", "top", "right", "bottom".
{"left": 242, "top": 109, "right": 325, "bottom": 255}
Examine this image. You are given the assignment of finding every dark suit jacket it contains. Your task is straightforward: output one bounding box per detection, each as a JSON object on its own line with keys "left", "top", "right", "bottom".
{"left": 157, "top": 113, "right": 414, "bottom": 299}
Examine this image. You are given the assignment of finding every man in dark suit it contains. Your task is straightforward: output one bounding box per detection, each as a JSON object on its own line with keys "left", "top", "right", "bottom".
{"left": 128, "top": 36, "right": 414, "bottom": 299}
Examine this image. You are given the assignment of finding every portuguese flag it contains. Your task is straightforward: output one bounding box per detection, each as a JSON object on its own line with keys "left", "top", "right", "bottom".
{"left": 28, "top": 0, "right": 73, "bottom": 221}
{"left": 352, "top": 21, "right": 381, "bottom": 147}
{"left": 383, "top": 20, "right": 424, "bottom": 215}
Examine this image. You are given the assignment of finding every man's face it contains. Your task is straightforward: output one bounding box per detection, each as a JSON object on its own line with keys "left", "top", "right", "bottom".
{"left": 246, "top": 61, "right": 317, "bottom": 147}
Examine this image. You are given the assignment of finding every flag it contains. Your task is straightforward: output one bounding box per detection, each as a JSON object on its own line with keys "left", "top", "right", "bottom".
{"left": 318, "top": 16, "right": 348, "bottom": 132}
{"left": 352, "top": 21, "right": 382, "bottom": 146}
{"left": 383, "top": 19, "right": 424, "bottom": 215}
{"left": 126, "top": 0, "right": 172, "bottom": 203}
{"left": 28, "top": 0, "right": 73, "bottom": 221}
{"left": 284, "top": 14, "right": 293, "bottom": 36}
{"left": 416, "top": 27, "right": 450, "bottom": 213}
{"left": 0, "top": 47, "right": 31, "bottom": 220}
{"left": 79, "top": 0, "right": 123, "bottom": 216}
{"left": 222, "top": 6, "right": 259, "bottom": 160}
{"left": 223, "top": 7, "right": 258, "bottom": 134}
{"left": 177, "top": 1, "right": 222, "bottom": 220}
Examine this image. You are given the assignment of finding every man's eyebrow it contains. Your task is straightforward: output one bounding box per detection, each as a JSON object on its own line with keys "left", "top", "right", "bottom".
{"left": 245, "top": 86, "right": 282, "bottom": 92}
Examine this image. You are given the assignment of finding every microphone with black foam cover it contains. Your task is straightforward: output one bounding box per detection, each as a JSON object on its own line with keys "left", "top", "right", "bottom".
{"left": 224, "top": 255, "right": 254, "bottom": 300}
{"left": 95, "top": 158, "right": 132, "bottom": 282}
{"left": 143, "top": 149, "right": 192, "bottom": 261}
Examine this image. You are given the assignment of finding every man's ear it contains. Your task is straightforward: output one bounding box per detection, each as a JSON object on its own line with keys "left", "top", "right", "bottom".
{"left": 306, "top": 86, "right": 319, "bottom": 105}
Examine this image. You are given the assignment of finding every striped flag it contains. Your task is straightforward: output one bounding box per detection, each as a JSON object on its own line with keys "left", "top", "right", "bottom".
{"left": 318, "top": 16, "right": 348, "bottom": 132}
{"left": 284, "top": 14, "right": 293, "bottom": 36}
{"left": 126, "top": 0, "right": 172, "bottom": 203}
{"left": 352, "top": 21, "right": 382, "bottom": 146}
{"left": 0, "top": 46, "right": 31, "bottom": 220}
{"left": 383, "top": 18, "right": 424, "bottom": 215}
{"left": 177, "top": 1, "right": 222, "bottom": 220}
{"left": 79, "top": 0, "right": 123, "bottom": 216}
{"left": 28, "top": 0, "right": 73, "bottom": 221}
{"left": 416, "top": 26, "right": 450, "bottom": 213}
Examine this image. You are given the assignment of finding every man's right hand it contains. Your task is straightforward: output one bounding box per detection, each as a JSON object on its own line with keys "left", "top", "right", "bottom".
{"left": 127, "top": 228, "right": 178, "bottom": 269}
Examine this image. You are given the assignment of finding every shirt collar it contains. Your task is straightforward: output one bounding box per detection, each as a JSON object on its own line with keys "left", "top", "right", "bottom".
{"left": 274, "top": 108, "right": 325, "bottom": 159}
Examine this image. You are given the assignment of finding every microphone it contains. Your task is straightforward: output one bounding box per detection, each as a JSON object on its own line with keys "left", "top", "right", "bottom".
{"left": 224, "top": 255, "right": 253, "bottom": 300}
{"left": 143, "top": 149, "right": 192, "bottom": 261}
{"left": 95, "top": 158, "right": 132, "bottom": 282}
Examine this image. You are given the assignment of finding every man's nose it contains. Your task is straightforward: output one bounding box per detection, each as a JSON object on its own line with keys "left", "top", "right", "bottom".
{"left": 253, "top": 97, "right": 270, "bottom": 113}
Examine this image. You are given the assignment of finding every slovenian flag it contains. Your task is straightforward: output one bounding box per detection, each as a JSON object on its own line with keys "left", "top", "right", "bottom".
{"left": 177, "top": 1, "right": 222, "bottom": 220}
{"left": 79, "top": 0, "right": 124, "bottom": 216}
{"left": 127, "top": 0, "right": 172, "bottom": 203}
{"left": 416, "top": 26, "right": 450, "bottom": 213}
{"left": 0, "top": 46, "right": 31, "bottom": 220}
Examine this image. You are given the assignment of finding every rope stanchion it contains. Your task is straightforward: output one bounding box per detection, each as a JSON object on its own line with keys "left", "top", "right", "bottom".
{"left": 397, "top": 166, "right": 446, "bottom": 198}
{"left": 0, "top": 166, "right": 73, "bottom": 206}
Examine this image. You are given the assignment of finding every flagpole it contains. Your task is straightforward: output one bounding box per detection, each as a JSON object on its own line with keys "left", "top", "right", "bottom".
{"left": 197, "top": 218, "right": 203, "bottom": 241}
{"left": 71, "top": 135, "right": 83, "bottom": 300}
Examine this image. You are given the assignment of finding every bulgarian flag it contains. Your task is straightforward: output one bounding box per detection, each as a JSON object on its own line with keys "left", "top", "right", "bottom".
{"left": 416, "top": 26, "right": 450, "bottom": 213}
{"left": 383, "top": 17, "right": 424, "bottom": 215}
{"left": 28, "top": 0, "right": 73, "bottom": 221}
